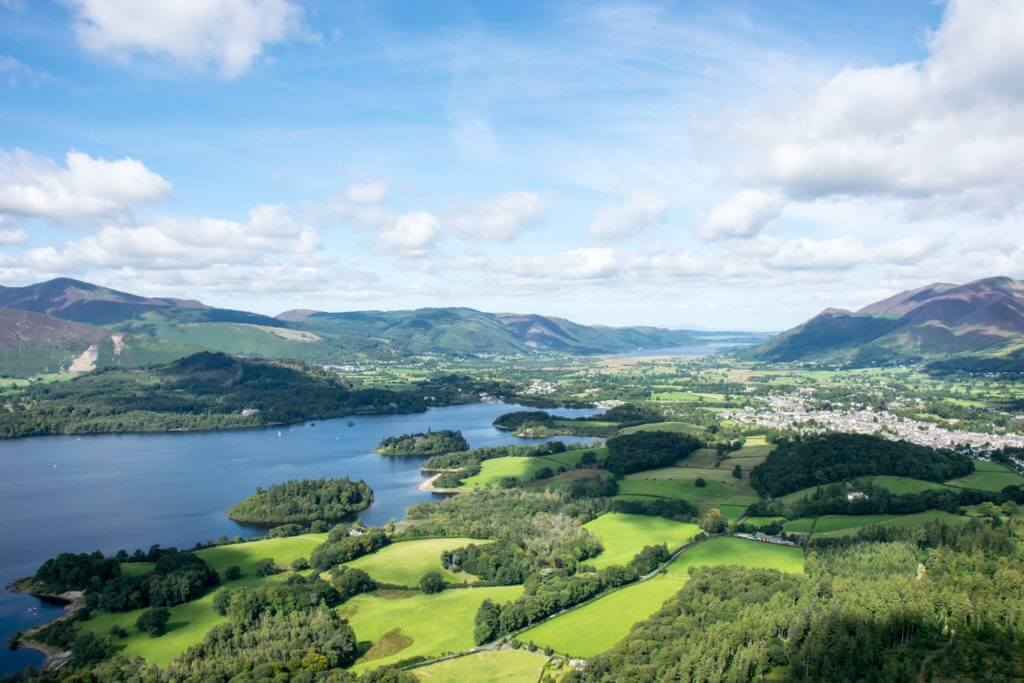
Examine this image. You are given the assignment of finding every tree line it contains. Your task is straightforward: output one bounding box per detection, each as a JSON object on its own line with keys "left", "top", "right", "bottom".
{"left": 749, "top": 433, "right": 974, "bottom": 498}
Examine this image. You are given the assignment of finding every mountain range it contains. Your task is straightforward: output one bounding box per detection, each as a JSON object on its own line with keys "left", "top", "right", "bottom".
{"left": 744, "top": 276, "right": 1024, "bottom": 368}
{"left": 0, "top": 278, "right": 744, "bottom": 377}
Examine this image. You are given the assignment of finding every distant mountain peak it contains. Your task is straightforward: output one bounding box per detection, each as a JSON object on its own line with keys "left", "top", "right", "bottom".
{"left": 747, "top": 275, "right": 1024, "bottom": 365}
{"left": 276, "top": 309, "right": 320, "bottom": 322}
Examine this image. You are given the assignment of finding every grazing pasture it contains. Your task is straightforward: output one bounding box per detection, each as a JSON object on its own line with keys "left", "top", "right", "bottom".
{"left": 666, "top": 537, "right": 804, "bottom": 577}
{"left": 345, "top": 538, "right": 486, "bottom": 586}
{"left": 412, "top": 649, "right": 549, "bottom": 682}
{"left": 78, "top": 590, "right": 226, "bottom": 667}
{"left": 619, "top": 421, "right": 706, "bottom": 436}
{"left": 946, "top": 460, "right": 1024, "bottom": 492}
{"left": 517, "top": 574, "right": 686, "bottom": 657}
{"left": 460, "top": 449, "right": 600, "bottom": 488}
{"left": 616, "top": 477, "right": 758, "bottom": 508}
{"left": 345, "top": 586, "right": 523, "bottom": 672}
{"left": 808, "top": 510, "right": 968, "bottom": 538}
{"left": 197, "top": 534, "right": 327, "bottom": 576}
{"left": 867, "top": 476, "right": 957, "bottom": 495}
{"left": 583, "top": 513, "right": 699, "bottom": 569}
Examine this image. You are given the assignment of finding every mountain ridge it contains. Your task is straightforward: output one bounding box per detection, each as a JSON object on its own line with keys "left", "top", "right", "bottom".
{"left": 745, "top": 275, "right": 1024, "bottom": 367}
{"left": 0, "top": 278, "right": 753, "bottom": 376}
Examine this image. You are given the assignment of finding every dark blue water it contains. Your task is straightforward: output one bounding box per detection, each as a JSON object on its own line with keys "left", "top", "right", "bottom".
{"left": 0, "top": 402, "right": 596, "bottom": 674}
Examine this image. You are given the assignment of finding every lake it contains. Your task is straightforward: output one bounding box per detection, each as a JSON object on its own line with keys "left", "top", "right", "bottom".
{"left": 0, "top": 402, "right": 597, "bottom": 674}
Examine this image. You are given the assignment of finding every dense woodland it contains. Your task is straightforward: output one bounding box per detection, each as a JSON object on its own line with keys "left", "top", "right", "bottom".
{"left": 227, "top": 478, "right": 373, "bottom": 525}
{"left": 749, "top": 433, "right": 974, "bottom": 497}
{"left": 577, "top": 520, "right": 1024, "bottom": 682}
{"left": 603, "top": 431, "right": 702, "bottom": 475}
{"left": 376, "top": 429, "right": 468, "bottom": 456}
{"left": 492, "top": 410, "right": 617, "bottom": 437}
{"left": 420, "top": 441, "right": 569, "bottom": 472}
{"left": 0, "top": 353, "right": 511, "bottom": 438}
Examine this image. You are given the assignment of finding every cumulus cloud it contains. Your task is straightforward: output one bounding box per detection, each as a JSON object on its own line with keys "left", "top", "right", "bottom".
{"left": 377, "top": 211, "right": 438, "bottom": 255}
{"left": 698, "top": 190, "right": 783, "bottom": 241}
{"left": 64, "top": 0, "right": 310, "bottom": 78}
{"left": 0, "top": 149, "right": 171, "bottom": 219}
{"left": 736, "top": 0, "right": 1024, "bottom": 216}
{"left": 588, "top": 193, "right": 668, "bottom": 239}
{"left": 744, "top": 233, "right": 945, "bottom": 272}
{"left": 0, "top": 227, "right": 28, "bottom": 245}
{"left": 15, "top": 205, "right": 318, "bottom": 273}
{"left": 344, "top": 181, "right": 389, "bottom": 205}
{"left": 448, "top": 191, "right": 546, "bottom": 241}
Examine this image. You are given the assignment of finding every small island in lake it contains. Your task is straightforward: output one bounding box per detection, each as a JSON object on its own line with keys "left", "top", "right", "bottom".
{"left": 228, "top": 477, "right": 373, "bottom": 525}
{"left": 492, "top": 404, "right": 662, "bottom": 438}
{"left": 376, "top": 429, "right": 469, "bottom": 456}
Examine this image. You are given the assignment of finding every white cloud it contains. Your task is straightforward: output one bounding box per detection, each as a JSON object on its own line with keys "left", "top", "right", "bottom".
{"left": 698, "top": 190, "right": 783, "bottom": 241}
{"left": 588, "top": 193, "right": 668, "bottom": 239}
{"left": 344, "top": 181, "right": 389, "bottom": 205}
{"left": 745, "top": 233, "right": 946, "bottom": 273}
{"left": 0, "top": 149, "right": 171, "bottom": 219}
{"left": 560, "top": 247, "right": 620, "bottom": 279}
{"left": 64, "top": 0, "right": 310, "bottom": 78}
{"left": 448, "top": 191, "right": 546, "bottom": 241}
{"left": 736, "top": 0, "right": 1024, "bottom": 216}
{"left": 14, "top": 205, "right": 318, "bottom": 273}
{"left": 882, "top": 235, "right": 944, "bottom": 265}
{"left": 0, "top": 227, "right": 28, "bottom": 245}
{"left": 247, "top": 203, "right": 303, "bottom": 238}
{"left": 377, "top": 211, "right": 438, "bottom": 255}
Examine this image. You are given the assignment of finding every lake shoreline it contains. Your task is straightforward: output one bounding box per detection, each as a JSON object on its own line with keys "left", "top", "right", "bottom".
{"left": 0, "top": 401, "right": 601, "bottom": 675}
{"left": 7, "top": 588, "right": 83, "bottom": 671}
{"left": 418, "top": 473, "right": 460, "bottom": 494}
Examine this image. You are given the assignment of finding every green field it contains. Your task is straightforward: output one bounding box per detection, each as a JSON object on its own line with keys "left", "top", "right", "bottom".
{"left": 78, "top": 535, "right": 328, "bottom": 666}
{"left": 619, "top": 421, "right": 706, "bottom": 435}
{"left": 666, "top": 537, "right": 804, "bottom": 577}
{"left": 413, "top": 649, "right": 549, "bottom": 682}
{"left": 460, "top": 450, "right": 596, "bottom": 488}
{"left": 583, "top": 513, "right": 700, "bottom": 569}
{"left": 616, "top": 477, "right": 758, "bottom": 509}
{"left": 345, "top": 538, "right": 486, "bottom": 586}
{"left": 196, "top": 534, "right": 327, "bottom": 576}
{"left": 679, "top": 448, "right": 719, "bottom": 467}
{"left": 743, "top": 516, "right": 785, "bottom": 527}
{"left": 781, "top": 517, "right": 819, "bottom": 533}
{"left": 517, "top": 574, "right": 686, "bottom": 657}
{"left": 727, "top": 435, "right": 774, "bottom": 459}
{"left": 345, "top": 586, "right": 523, "bottom": 672}
{"left": 946, "top": 460, "right": 1024, "bottom": 492}
{"left": 525, "top": 468, "right": 609, "bottom": 491}
{"left": 868, "top": 476, "right": 957, "bottom": 495}
{"left": 809, "top": 510, "right": 969, "bottom": 538}
{"left": 781, "top": 476, "right": 956, "bottom": 503}
{"left": 777, "top": 483, "right": 836, "bottom": 504}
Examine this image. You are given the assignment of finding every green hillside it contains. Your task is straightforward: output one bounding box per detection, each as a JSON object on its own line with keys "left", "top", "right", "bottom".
{"left": 744, "top": 276, "right": 1024, "bottom": 369}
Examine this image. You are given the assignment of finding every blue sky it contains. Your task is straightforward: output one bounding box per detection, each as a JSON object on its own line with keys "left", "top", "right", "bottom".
{"left": 1, "top": 0, "right": 1021, "bottom": 330}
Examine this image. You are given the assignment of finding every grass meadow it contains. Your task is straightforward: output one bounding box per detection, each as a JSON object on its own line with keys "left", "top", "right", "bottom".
{"left": 412, "top": 649, "right": 549, "bottom": 682}
{"left": 345, "top": 538, "right": 485, "bottom": 586}
{"left": 517, "top": 574, "right": 686, "bottom": 657}
{"left": 344, "top": 586, "right": 523, "bottom": 672}
{"left": 666, "top": 537, "right": 804, "bottom": 577}
{"left": 946, "top": 460, "right": 1024, "bottom": 492}
{"left": 460, "top": 449, "right": 603, "bottom": 489}
{"left": 583, "top": 513, "right": 700, "bottom": 569}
